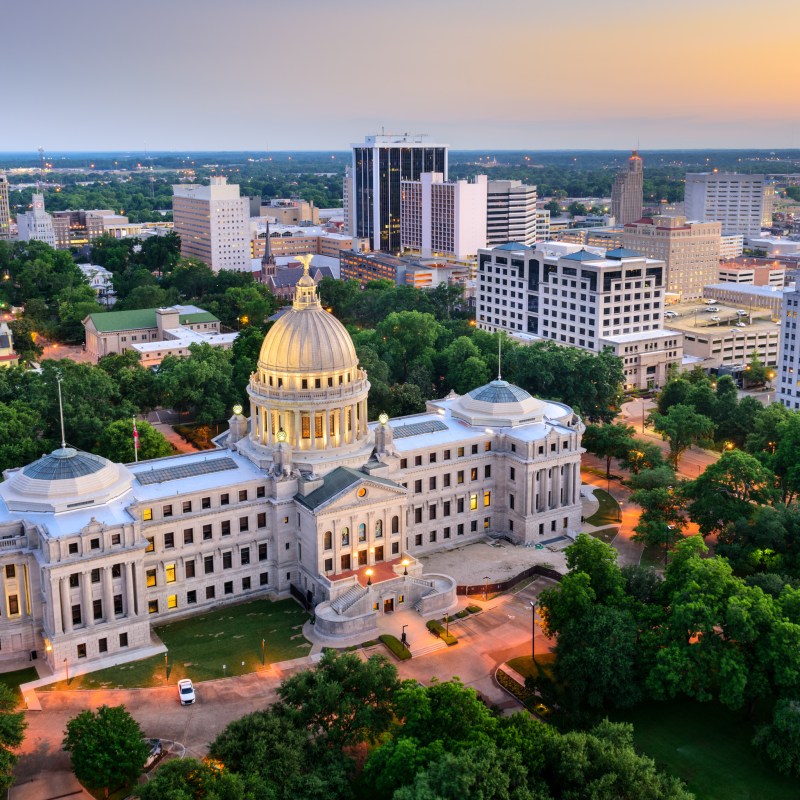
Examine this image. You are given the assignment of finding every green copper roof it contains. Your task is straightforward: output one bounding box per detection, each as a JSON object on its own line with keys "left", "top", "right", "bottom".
{"left": 87, "top": 308, "right": 218, "bottom": 333}
{"left": 296, "top": 466, "right": 403, "bottom": 511}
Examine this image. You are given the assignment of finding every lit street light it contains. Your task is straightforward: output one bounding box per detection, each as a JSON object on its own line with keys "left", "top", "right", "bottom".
{"left": 366, "top": 568, "right": 373, "bottom": 587}
{"left": 483, "top": 576, "right": 489, "bottom": 601}
{"left": 529, "top": 601, "right": 537, "bottom": 662}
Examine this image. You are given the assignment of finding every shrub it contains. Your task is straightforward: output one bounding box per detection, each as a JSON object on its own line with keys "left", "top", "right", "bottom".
{"left": 466, "top": 605, "right": 482, "bottom": 614}
{"left": 426, "top": 619, "right": 458, "bottom": 646}
{"left": 379, "top": 634, "right": 411, "bottom": 660}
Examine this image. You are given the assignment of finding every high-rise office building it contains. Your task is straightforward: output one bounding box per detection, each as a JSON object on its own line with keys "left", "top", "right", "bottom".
{"left": 16, "top": 193, "right": 57, "bottom": 247}
{"left": 622, "top": 216, "right": 722, "bottom": 300}
{"left": 400, "top": 172, "right": 487, "bottom": 260}
{"left": 350, "top": 134, "right": 448, "bottom": 253}
{"left": 778, "top": 285, "right": 800, "bottom": 410}
{"left": 486, "top": 180, "right": 540, "bottom": 246}
{"left": 173, "top": 177, "right": 250, "bottom": 272}
{"left": 684, "top": 172, "right": 766, "bottom": 237}
{"left": 342, "top": 165, "right": 352, "bottom": 236}
{"left": 0, "top": 174, "right": 10, "bottom": 240}
{"left": 611, "top": 151, "right": 644, "bottom": 225}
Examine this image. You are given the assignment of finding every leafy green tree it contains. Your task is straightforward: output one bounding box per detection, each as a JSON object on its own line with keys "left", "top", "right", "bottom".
{"left": 0, "top": 684, "right": 27, "bottom": 790}
{"left": 138, "top": 231, "right": 181, "bottom": 276}
{"left": 375, "top": 311, "right": 442, "bottom": 383}
{"left": 8, "top": 317, "right": 42, "bottom": 363}
{"left": 618, "top": 440, "right": 664, "bottom": 474}
{"left": 651, "top": 403, "right": 714, "bottom": 469}
{"left": 744, "top": 401, "right": 788, "bottom": 454}
{"left": 564, "top": 533, "right": 625, "bottom": 602}
{"left": 544, "top": 199, "right": 561, "bottom": 216}
{"left": 62, "top": 704, "right": 149, "bottom": 798}
{"left": 96, "top": 350, "right": 160, "bottom": 412}
{"left": 743, "top": 350, "right": 768, "bottom": 387}
{"left": 276, "top": 650, "right": 400, "bottom": 749}
{"left": 90, "top": 235, "right": 137, "bottom": 272}
{"left": 656, "top": 378, "right": 691, "bottom": 415}
{"left": 134, "top": 758, "right": 250, "bottom": 800}
{"left": 117, "top": 284, "right": 172, "bottom": 310}
{"left": 772, "top": 412, "right": 800, "bottom": 504}
{"left": 568, "top": 201, "right": 589, "bottom": 217}
{"left": 0, "top": 400, "right": 50, "bottom": 473}
{"left": 582, "top": 422, "right": 635, "bottom": 480}
{"left": 55, "top": 284, "right": 104, "bottom": 343}
{"left": 96, "top": 418, "right": 172, "bottom": 463}
{"left": 753, "top": 699, "right": 800, "bottom": 778}
{"left": 683, "top": 450, "right": 776, "bottom": 536}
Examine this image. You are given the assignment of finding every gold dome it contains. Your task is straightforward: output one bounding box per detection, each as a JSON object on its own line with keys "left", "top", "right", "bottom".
{"left": 257, "top": 255, "right": 358, "bottom": 379}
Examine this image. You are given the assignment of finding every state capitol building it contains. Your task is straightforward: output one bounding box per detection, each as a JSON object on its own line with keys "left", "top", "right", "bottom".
{"left": 0, "top": 267, "right": 585, "bottom": 671}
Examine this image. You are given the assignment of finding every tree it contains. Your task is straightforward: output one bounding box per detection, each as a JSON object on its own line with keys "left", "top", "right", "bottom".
{"left": 651, "top": 403, "right": 714, "bottom": 469}
{"left": 656, "top": 378, "right": 691, "bottom": 415}
{"left": 772, "top": 412, "right": 800, "bottom": 504}
{"left": 0, "top": 400, "right": 49, "bottom": 473}
{"left": 96, "top": 418, "right": 172, "bottom": 463}
{"left": 62, "top": 705, "right": 149, "bottom": 798}
{"left": 753, "top": 699, "right": 800, "bottom": 778}
{"left": 683, "top": 449, "right": 776, "bottom": 536}
{"left": 0, "top": 684, "right": 27, "bottom": 790}
{"left": 375, "top": 311, "right": 442, "bottom": 383}
{"left": 743, "top": 350, "right": 768, "bottom": 387}
{"left": 544, "top": 199, "right": 561, "bottom": 216}
{"left": 581, "top": 422, "right": 635, "bottom": 480}
{"left": 276, "top": 650, "right": 400, "bottom": 749}
{"left": 618, "top": 440, "right": 664, "bottom": 474}
{"left": 8, "top": 317, "right": 43, "bottom": 363}
{"left": 564, "top": 533, "right": 625, "bottom": 602}
{"left": 134, "top": 758, "right": 249, "bottom": 800}
{"left": 567, "top": 201, "right": 588, "bottom": 217}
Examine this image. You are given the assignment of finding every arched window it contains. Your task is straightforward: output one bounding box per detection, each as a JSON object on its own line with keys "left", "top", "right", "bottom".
{"left": 375, "top": 520, "right": 383, "bottom": 538}
{"left": 323, "top": 531, "right": 332, "bottom": 550}
{"left": 341, "top": 527, "right": 350, "bottom": 547}
{"left": 358, "top": 523, "right": 367, "bottom": 542}
{"left": 391, "top": 515, "right": 399, "bottom": 534}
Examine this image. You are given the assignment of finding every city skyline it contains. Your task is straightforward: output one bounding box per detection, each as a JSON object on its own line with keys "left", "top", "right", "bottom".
{"left": 3, "top": 0, "right": 799, "bottom": 151}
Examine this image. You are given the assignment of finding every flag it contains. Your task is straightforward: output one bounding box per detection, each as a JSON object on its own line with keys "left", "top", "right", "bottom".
{"left": 133, "top": 418, "right": 140, "bottom": 450}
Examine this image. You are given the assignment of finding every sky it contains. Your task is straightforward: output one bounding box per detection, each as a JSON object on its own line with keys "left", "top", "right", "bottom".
{"left": 4, "top": 0, "right": 799, "bottom": 151}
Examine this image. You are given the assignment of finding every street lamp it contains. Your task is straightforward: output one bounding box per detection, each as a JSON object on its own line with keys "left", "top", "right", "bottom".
{"left": 483, "top": 576, "right": 489, "bottom": 601}
{"left": 164, "top": 650, "right": 169, "bottom": 680}
{"left": 529, "top": 601, "right": 537, "bottom": 662}
{"left": 445, "top": 613, "right": 450, "bottom": 637}
{"left": 261, "top": 638, "right": 266, "bottom": 666}
{"left": 401, "top": 624, "right": 408, "bottom": 647}
{"left": 401, "top": 559, "right": 409, "bottom": 576}
{"left": 366, "top": 568, "right": 373, "bottom": 587}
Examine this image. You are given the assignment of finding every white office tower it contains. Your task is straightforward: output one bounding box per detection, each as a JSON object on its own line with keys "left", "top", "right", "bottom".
{"left": 16, "top": 193, "right": 56, "bottom": 247}
{"left": 777, "top": 285, "right": 800, "bottom": 410}
{"left": 342, "top": 165, "right": 352, "bottom": 236}
{"left": 0, "top": 173, "right": 10, "bottom": 239}
{"left": 350, "top": 134, "right": 449, "bottom": 252}
{"left": 172, "top": 177, "right": 250, "bottom": 272}
{"left": 486, "top": 180, "right": 540, "bottom": 246}
{"left": 684, "top": 173, "right": 766, "bottom": 237}
{"left": 400, "top": 173, "right": 487, "bottom": 260}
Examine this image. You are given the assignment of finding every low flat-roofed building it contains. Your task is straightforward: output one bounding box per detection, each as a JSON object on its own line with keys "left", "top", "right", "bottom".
{"left": 552, "top": 226, "right": 625, "bottom": 250}
{"left": 599, "top": 329, "right": 683, "bottom": 391}
{"left": 702, "top": 283, "right": 788, "bottom": 315}
{"left": 340, "top": 250, "right": 409, "bottom": 285}
{"left": 131, "top": 327, "right": 238, "bottom": 368}
{"left": 746, "top": 236, "right": 800, "bottom": 257}
{"left": 718, "top": 257, "right": 785, "bottom": 287}
{"left": 662, "top": 298, "right": 780, "bottom": 369}
{"left": 83, "top": 305, "right": 222, "bottom": 362}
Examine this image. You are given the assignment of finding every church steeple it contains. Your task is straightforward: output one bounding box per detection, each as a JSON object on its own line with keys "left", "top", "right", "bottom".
{"left": 261, "top": 220, "right": 276, "bottom": 278}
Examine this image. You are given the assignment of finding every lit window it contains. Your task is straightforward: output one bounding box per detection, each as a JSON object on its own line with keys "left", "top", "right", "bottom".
{"left": 145, "top": 537, "right": 154, "bottom": 553}
{"left": 470, "top": 493, "right": 478, "bottom": 511}
{"left": 146, "top": 569, "right": 157, "bottom": 587}
{"left": 142, "top": 508, "right": 152, "bottom": 521}
{"left": 165, "top": 564, "right": 176, "bottom": 584}
{"left": 484, "top": 491, "right": 491, "bottom": 507}
{"left": 167, "top": 594, "right": 178, "bottom": 609}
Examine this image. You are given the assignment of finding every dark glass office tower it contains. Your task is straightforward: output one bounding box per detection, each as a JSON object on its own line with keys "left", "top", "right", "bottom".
{"left": 351, "top": 135, "right": 448, "bottom": 253}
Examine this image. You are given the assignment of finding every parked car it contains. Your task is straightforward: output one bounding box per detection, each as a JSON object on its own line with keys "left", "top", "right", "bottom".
{"left": 178, "top": 678, "right": 195, "bottom": 705}
{"left": 704, "top": 298, "right": 717, "bottom": 304}
{"left": 705, "top": 307, "right": 719, "bottom": 313}
{"left": 736, "top": 309, "right": 748, "bottom": 316}
{"left": 664, "top": 310, "right": 678, "bottom": 318}
{"left": 736, "top": 322, "right": 747, "bottom": 327}
{"left": 711, "top": 316, "right": 721, "bottom": 322}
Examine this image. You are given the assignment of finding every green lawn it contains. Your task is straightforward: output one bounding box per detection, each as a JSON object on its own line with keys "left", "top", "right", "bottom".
{"left": 44, "top": 598, "right": 310, "bottom": 691}
{"left": 615, "top": 700, "right": 798, "bottom": 800}
{"left": 584, "top": 488, "right": 620, "bottom": 526}
{"left": 587, "top": 526, "right": 619, "bottom": 544}
{"left": 0, "top": 667, "right": 39, "bottom": 698}
{"left": 507, "top": 653, "right": 556, "bottom": 681}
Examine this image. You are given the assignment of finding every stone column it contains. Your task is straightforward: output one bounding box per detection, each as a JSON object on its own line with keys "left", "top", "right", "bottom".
{"left": 294, "top": 411, "right": 301, "bottom": 449}
{"left": 18, "top": 567, "right": 27, "bottom": 617}
{"left": 102, "top": 567, "right": 114, "bottom": 621}
{"left": 52, "top": 575, "right": 63, "bottom": 635}
{"left": 574, "top": 463, "right": 580, "bottom": 504}
{"left": 61, "top": 577, "right": 73, "bottom": 633}
{"left": 324, "top": 409, "right": 331, "bottom": 449}
{"left": 81, "top": 572, "right": 94, "bottom": 628}
{"left": 337, "top": 407, "right": 343, "bottom": 446}
{"left": 311, "top": 412, "right": 318, "bottom": 450}
{"left": 135, "top": 563, "right": 147, "bottom": 615}
{"left": 125, "top": 562, "right": 136, "bottom": 617}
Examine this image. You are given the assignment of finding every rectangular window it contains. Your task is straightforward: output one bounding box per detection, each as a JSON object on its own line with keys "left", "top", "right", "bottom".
{"left": 444, "top": 527, "right": 451, "bottom": 539}
{"left": 163, "top": 504, "right": 173, "bottom": 518}
{"left": 510, "top": 494, "right": 515, "bottom": 510}
{"left": 187, "top": 590, "right": 197, "bottom": 604}
{"left": 391, "top": 542, "right": 399, "bottom": 555}
{"left": 69, "top": 573, "right": 79, "bottom": 588}
{"left": 182, "top": 501, "right": 192, "bottom": 513}
{"left": 223, "top": 551, "right": 233, "bottom": 570}
{"left": 429, "top": 452, "right": 437, "bottom": 464}
{"left": 470, "top": 468, "right": 478, "bottom": 481}
{"left": 204, "top": 555, "right": 214, "bottom": 574}
{"left": 485, "top": 441, "right": 492, "bottom": 452}
{"left": 239, "top": 517, "right": 249, "bottom": 532}
{"left": 484, "top": 491, "right": 491, "bottom": 507}
{"left": 69, "top": 542, "right": 79, "bottom": 555}
{"left": 164, "top": 532, "right": 174, "bottom": 549}
{"left": 203, "top": 524, "right": 212, "bottom": 540}
{"left": 165, "top": 564, "right": 176, "bottom": 583}
{"left": 458, "top": 447, "right": 464, "bottom": 457}
{"left": 415, "top": 534, "right": 423, "bottom": 546}
{"left": 120, "top": 632, "right": 128, "bottom": 648}
{"left": 259, "top": 543, "right": 268, "bottom": 561}
{"left": 239, "top": 490, "right": 248, "bottom": 502}
{"left": 400, "top": 458, "right": 408, "bottom": 469}
{"left": 414, "top": 480, "right": 422, "bottom": 493}
{"left": 202, "top": 497, "right": 211, "bottom": 510}
{"left": 256, "top": 486, "right": 266, "bottom": 499}
{"left": 93, "top": 599, "right": 103, "bottom": 620}
{"left": 183, "top": 528, "right": 194, "bottom": 544}
{"left": 429, "top": 476, "right": 436, "bottom": 490}
{"left": 167, "top": 594, "right": 178, "bottom": 609}
{"left": 457, "top": 498, "right": 465, "bottom": 513}
{"left": 470, "top": 493, "right": 478, "bottom": 511}
{"left": 91, "top": 568, "right": 100, "bottom": 583}
{"left": 77, "top": 643, "right": 87, "bottom": 659}
{"left": 484, "top": 465, "right": 491, "bottom": 478}
{"left": 206, "top": 586, "right": 216, "bottom": 600}
{"left": 242, "top": 576, "right": 251, "bottom": 591}
{"left": 90, "top": 538, "right": 100, "bottom": 550}
{"left": 257, "top": 512, "right": 266, "bottom": 528}
{"left": 146, "top": 569, "right": 157, "bottom": 587}
{"left": 471, "top": 520, "right": 478, "bottom": 532}
{"left": 471, "top": 445, "right": 478, "bottom": 455}
{"left": 148, "top": 600, "right": 158, "bottom": 614}
{"left": 221, "top": 521, "right": 231, "bottom": 536}
{"left": 443, "top": 501, "right": 451, "bottom": 516}
{"left": 457, "top": 471, "right": 464, "bottom": 484}
{"left": 142, "top": 508, "right": 152, "bottom": 521}
{"left": 414, "top": 508, "right": 423, "bottom": 524}
{"left": 114, "top": 594, "right": 123, "bottom": 615}
{"left": 221, "top": 493, "right": 230, "bottom": 506}
{"left": 415, "top": 455, "right": 422, "bottom": 466}
{"left": 224, "top": 581, "right": 233, "bottom": 595}
{"left": 185, "top": 560, "right": 196, "bottom": 579}
{"left": 444, "top": 474, "right": 451, "bottom": 488}
{"left": 260, "top": 572, "right": 269, "bottom": 586}
{"left": 510, "top": 467, "right": 515, "bottom": 480}
{"left": 444, "top": 449, "right": 451, "bottom": 460}
{"left": 112, "top": 533, "right": 121, "bottom": 545}
{"left": 429, "top": 505, "right": 437, "bottom": 520}
{"left": 71, "top": 603, "right": 81, "bottom": 625}
{"left": 241, "top": 547, "right": 250, "bottom": 566}
{"left": 99, "top": 637, "right": 108, "bottom": 653}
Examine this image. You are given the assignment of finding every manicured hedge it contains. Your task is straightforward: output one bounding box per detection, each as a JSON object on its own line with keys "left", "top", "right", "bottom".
{"left": 426, "top": 619, "right": 458, "bottom": 646}
{"left": 379, "top": 634, "right": 411, "bottom": 660}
